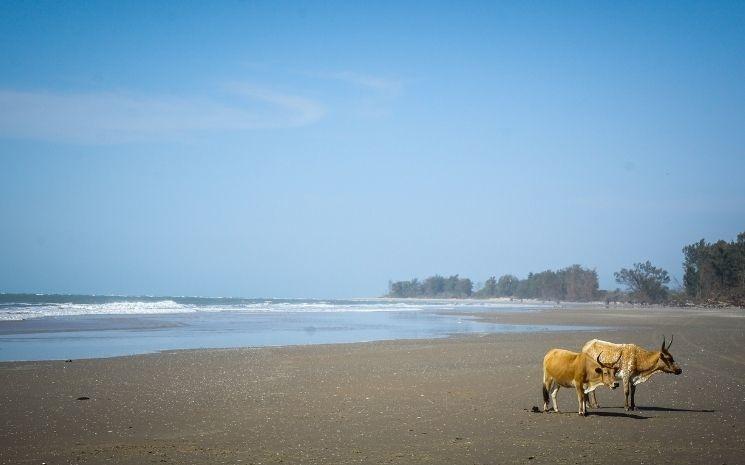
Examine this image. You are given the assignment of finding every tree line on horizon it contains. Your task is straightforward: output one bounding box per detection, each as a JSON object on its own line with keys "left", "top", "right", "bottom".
{"left": 387, "top": 274, "right": 474, "bottom": 299}
{"left": 682, "top": 232, "right": 745, "bottom": 306}
{"left": 387, "top": 264, "right": 598, "bottom": 301}
{"left": 387, "top": 231, "right": 745, "bottom": 306}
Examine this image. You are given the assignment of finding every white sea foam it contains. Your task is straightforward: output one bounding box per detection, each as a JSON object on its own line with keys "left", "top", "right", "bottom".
{"left": 0, "top": 300, "right": 190, "bottom": 321}
{"left": 0, "top": 298, "right": 554, "bottom": 321}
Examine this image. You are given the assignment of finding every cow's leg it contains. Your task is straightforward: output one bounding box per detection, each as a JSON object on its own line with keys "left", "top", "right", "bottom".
{"left": 623, "top": 376, "right": 633, "bottom": 411}
{"left": 542, "top": 379, "right": 551, "bottom": 412}
{"left": 630, "top": 383, "right": 637, "bottom": 410}
{"left": 576, "top": 386, "right": 586, "bottom": 416}
{"left": 585, "top": 391, "right": 595, "bottom": 409}
{"left": 589, "top": 390, "right": 599, "bottom": 409}
{"left": 550, "top": 385, "right": 560, "bottom": 413}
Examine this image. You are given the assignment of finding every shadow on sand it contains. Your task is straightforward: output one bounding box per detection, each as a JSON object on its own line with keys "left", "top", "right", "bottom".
{"left": 591, "top": 405, "right": 716, "bottom": 414}
{"left": 527, "top": 407, "right": 648, "bottom": 419}
{"left": 589, "top": 411, "right": 649, "bottom": 420}
{"left": 633, "top": 406, "right": 715, "bottom": 413}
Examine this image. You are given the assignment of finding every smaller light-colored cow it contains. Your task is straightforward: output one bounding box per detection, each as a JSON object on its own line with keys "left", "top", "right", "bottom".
{"left": 582, "top": 336, "right": 682, "bottom": 411}
{"left": 542, "top": 349, "right": 621, "bottom": 416}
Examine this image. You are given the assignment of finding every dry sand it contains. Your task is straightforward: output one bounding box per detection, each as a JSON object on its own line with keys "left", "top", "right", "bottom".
{"left": 1, "top": 306, "right": 744, "bottom": 464}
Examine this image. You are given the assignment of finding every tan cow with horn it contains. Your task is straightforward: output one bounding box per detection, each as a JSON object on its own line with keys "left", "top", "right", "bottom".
{"left": 582, "top": 336, "right": 682, "bottom": 411}
{"left": 542, "top": 349, "right": 621, "bottom": 416}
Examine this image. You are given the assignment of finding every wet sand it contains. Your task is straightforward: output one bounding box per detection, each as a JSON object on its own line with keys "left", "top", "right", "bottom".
{"left": 2, "top": 306, "right": 744, "bottom": 464}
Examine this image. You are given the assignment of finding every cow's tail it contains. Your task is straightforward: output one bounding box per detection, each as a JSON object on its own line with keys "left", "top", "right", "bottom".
{"left": 542, "top": 364, "right": 550, "bottom": 410}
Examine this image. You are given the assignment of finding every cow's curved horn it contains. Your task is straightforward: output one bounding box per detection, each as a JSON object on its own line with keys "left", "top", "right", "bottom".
{"left": 597, "top": 352, "right": 620, "bottom": 368}
{"left": 661, "top": 336, "right": 666, "bottom": 352}
{"left": 666, "top": 334, "right": 674, "bottom": 351}
{"left": 611, "top": 353, "right": 622, "bottom": 366}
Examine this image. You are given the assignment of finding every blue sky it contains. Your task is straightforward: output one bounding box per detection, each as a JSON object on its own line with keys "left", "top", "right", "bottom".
{"left": 1, "top": 1, "right": 744, "bottom": 297}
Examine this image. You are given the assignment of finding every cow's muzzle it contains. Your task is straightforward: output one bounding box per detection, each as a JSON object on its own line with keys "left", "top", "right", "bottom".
{"left": 674, "top": 368, "right": 682, "bottom": 375}
{"left": 611, "top": 382, "right": 619, "bottom": 389}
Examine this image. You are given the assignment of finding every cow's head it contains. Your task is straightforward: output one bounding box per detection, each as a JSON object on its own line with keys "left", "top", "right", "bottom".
{"left": 657, "top": 335, "right": 682, "bottom": 375}
{"left": 594, "top": 352, "right": 621, "bottom": 389}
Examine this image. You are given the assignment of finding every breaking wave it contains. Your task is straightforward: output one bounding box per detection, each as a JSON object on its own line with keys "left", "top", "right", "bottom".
{"left": 0, "top": 295, "right": 554, "bottom": 321}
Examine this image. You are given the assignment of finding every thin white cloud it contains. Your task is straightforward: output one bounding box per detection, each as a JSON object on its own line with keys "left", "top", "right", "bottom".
{"left": 224, "top": 83, "right": 325, "bottom": 124}
{"left": 0, "top": 85, "right": 325, "bottom": 144}
{"left": 312, "top": 71, "right": 403, "bottom": 94}
{"left": 303, "top": 70, "right": 404, "bottom": 119}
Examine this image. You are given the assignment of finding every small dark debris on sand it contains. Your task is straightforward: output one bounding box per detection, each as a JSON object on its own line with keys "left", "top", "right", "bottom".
{"left": 76, "top": 396, "right": 90, "bottom": 401}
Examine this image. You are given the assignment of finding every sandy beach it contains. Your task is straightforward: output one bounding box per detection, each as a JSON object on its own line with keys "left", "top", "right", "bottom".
{"left": 2, "top": 305, "right": 744, "bottom": 465}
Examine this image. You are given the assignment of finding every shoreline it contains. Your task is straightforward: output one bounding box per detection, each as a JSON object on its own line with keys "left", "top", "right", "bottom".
{"left": 2, "top": 305, "right": 744, "bottom": 464}
{"left": 0, "top": 302, "right": 597, "bottom": 363}
{"left": 1, "top": 303, "right": 741, "bottom": 363}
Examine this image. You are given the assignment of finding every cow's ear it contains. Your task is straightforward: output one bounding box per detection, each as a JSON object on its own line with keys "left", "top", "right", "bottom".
{"left": 595, "top": 367, "right": 602, "bottom": 374}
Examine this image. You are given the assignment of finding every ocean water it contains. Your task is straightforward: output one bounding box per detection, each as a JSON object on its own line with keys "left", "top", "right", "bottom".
{"left": 0, "top": 294, "right": 583, "bottom": 362}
